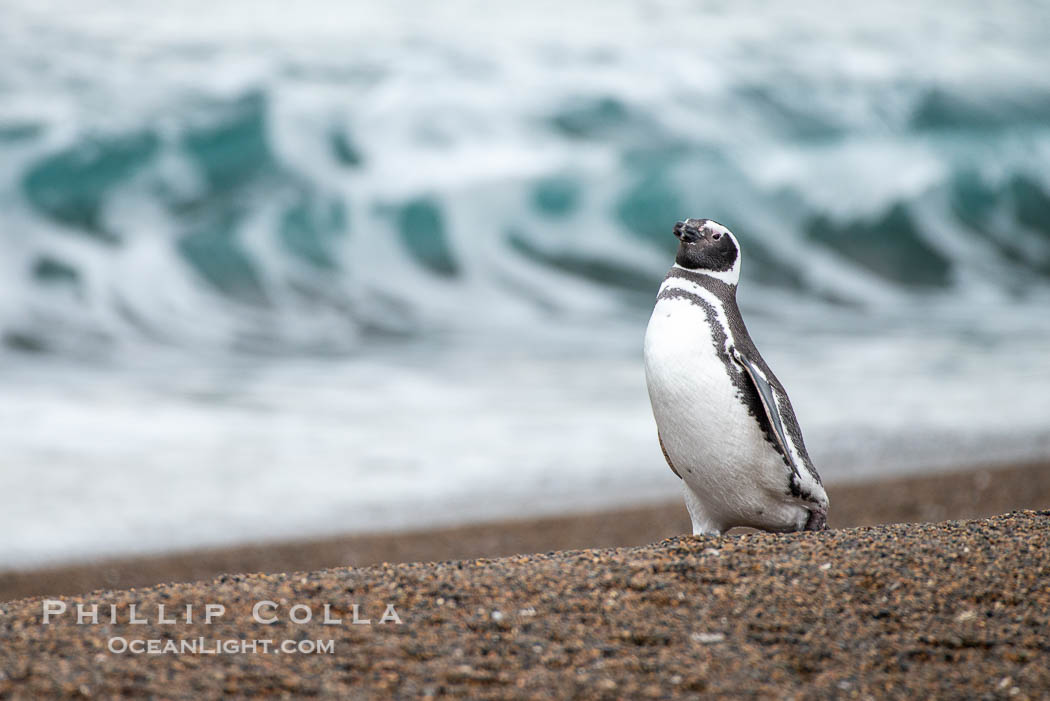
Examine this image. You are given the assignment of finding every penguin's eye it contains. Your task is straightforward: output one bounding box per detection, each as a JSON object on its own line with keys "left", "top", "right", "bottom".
{"left": 712, "top": 233, "right": 721, "bottom": 240}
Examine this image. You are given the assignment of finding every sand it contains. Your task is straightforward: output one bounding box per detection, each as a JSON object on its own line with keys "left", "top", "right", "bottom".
{"left": 2, "top": 460, "right": 1048, "bottom": 603}
{"left": 1, "top": 509, "right": 1048, "bottom": 698}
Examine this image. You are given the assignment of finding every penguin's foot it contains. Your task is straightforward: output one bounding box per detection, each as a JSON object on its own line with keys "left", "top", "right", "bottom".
{"left": 804, "top": 509, "right": 828, "bottom": 532}
{"left": 691, "top": 525, "right": 723, "bottom": 537}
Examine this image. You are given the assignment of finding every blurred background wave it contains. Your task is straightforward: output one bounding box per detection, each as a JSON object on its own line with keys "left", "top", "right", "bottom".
{"left": 1, "top": 0, "right": 1049, "bottom": 567}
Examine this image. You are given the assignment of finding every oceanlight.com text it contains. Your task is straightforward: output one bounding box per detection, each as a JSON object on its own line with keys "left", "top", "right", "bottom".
{"left": 107, "top": 637, "right": 335, "bottom": 655}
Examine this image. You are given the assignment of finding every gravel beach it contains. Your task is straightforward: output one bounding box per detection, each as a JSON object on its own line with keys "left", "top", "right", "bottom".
{"left": 3, "top": 460, "right": 1048, "bottom": 603}
{"left": 2, "top": 510, "right": 1049, "bottom": 698}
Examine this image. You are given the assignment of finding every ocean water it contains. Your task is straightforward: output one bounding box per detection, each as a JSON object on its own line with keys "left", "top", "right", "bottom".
{"left": 2, "top": 0, "right": 1050, "bottom": 568}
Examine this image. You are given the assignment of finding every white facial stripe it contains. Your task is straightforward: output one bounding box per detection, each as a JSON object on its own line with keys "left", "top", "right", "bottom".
{"left": 704, "top": 221, "right": 730, "bottom": 238}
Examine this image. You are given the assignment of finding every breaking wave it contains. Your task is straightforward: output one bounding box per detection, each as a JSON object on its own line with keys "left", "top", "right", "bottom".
{"left": 3, "top": 0, "right": 1050, "bottom": 356}
{"left": 4, "top": 0, "right": 1050, "bottom": 566}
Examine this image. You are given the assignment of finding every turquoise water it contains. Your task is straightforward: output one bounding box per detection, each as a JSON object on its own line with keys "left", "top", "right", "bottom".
{"left": 1, "top": 1, "right": 1049, "bottom": 566}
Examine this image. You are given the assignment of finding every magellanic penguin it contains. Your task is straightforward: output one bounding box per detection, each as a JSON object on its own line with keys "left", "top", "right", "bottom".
{"left": 643, "top": 218, "right": 829, "bottom": 536}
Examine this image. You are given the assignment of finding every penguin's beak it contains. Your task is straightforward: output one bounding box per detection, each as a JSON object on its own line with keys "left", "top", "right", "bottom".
{"left": 673, "top": 221, "right": 700, "bottom": 243}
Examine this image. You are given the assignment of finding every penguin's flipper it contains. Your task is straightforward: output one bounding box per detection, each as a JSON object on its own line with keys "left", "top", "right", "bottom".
{"left": 729, "top": 346, "right": 801, "bottom": 482}
{"left": 658, "top": 433, "right": 682, "bottom": 479}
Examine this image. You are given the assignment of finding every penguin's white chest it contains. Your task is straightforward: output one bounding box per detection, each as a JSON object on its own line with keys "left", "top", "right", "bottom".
{"left": 644, "top": 295, "right": 802, "bottom": 530}
{"left": 644, "top": 297, "right": 743, "bottom": 455}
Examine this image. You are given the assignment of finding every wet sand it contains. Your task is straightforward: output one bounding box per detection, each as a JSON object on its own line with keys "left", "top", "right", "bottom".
{"left": 1, "top": 509, "right": 1048, "bottom": 698}
{"left": 2, "top": 460, "right": 1048, "bottom": 603}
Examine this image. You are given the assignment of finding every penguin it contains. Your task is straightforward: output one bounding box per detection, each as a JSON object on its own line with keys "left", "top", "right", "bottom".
{"left": 643, "top": 218, "right": 829, "bottom": 536}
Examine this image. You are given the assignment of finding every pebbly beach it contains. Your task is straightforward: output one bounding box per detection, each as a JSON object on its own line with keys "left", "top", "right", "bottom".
{"left": 3, "top": 460, "right": 1047, "bottom": 603}
{"left": 1, "top": 461, "right": 1049, "bottom": 698}
{"left": 1, "top": 509, "right": 1048, "bottom": 698}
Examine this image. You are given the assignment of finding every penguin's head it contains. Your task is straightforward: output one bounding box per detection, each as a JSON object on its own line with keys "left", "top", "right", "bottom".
{"left": 673, "top": 218, "right": 740, "bottom": 284}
